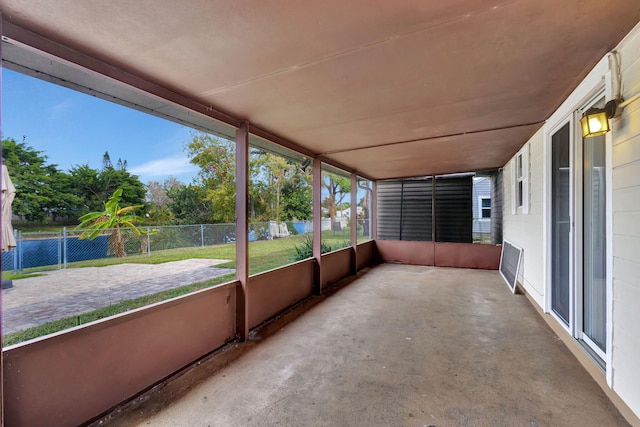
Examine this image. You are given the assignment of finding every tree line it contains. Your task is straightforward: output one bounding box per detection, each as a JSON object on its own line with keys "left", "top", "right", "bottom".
{"left": 155, "top": 133, "right": 315, "bottom": 224}
{"left": 2, "top": 138, "right": 145, "bottom": 223}
{"left": 1, "top": 133, "right": 357, "bottom": 226}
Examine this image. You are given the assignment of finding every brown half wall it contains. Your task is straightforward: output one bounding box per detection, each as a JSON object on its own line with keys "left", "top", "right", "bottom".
{"left": 3, "top": 281, "right": 238, "bottom": 427}
{"left": 356, "top": 240, "right": 376, "bottom": 271}
{"left": 375, "top": 240, "right": 435, "bottom": 266}
{"left": 248, "top": 259, "right": 314, "bottom": 329}
{"left": 434, "top": 242, "right": 502, "bottom": 270}
{"left": 322, "top": 247, "right": 353, "bottom": 287}
{"left": 375, "top": 240, "right": 501, "bottom": 270}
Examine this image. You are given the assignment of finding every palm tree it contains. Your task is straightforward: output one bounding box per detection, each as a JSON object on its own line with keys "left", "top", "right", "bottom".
{"left": 76, "top": 188, "right": 144, "bottom": 257}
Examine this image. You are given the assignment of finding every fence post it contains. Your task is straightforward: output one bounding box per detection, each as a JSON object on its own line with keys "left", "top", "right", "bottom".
{"left": 200, "top": 224, "right": 205, "bottom": 248}
{"left": 58, "top": 230, "right": 62, "bottom": 269}
{"left": 63, "top": 227, "right": 68, "bottom": 269}
{"left": 12, "top": 229, "right": 17, "bottom": 273}
{"left": 147, "top": 227, "right": 151, "bottom": 257}
{"left": 18, "top": 230, "right": 23, "bottom": 272}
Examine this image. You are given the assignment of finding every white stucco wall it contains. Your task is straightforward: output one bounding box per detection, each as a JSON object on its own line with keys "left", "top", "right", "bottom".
{"left": 502, "top": 21, "right": 640, "bottom": 419}
{"left": 503, "top": 128, "right": 545, "bottom": 308}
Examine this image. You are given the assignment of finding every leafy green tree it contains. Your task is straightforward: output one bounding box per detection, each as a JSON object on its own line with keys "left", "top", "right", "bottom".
{"left": 76, "top": 188, "right": 144, "bottom": 257}
{"left": 252, "top": 152, "right": 300, "bottom": 221}
{"left": 186, "top": 133, "right": 236, "bottom": 222}
{"left": 47, "top": 169, "right": 84, "bottom": 220}
{"left": 68, "top": 162, "right": 146, "bottom": 217}
{"left": 103, "top": 151, "right": 127, "bottom": 172}
{"left": 99, "top": 163, "right": 146, "bottom": 207}
{"left": 1, "top": 139, "right": 146, "bottom": 223}
{"left": 1, "top": 137, "right": 77, "bottom": 222}
{"left": 184, "top": 132, "right": 313, "bottom": 224}
{"left": 102, "top": 151, "right": 113, "bottom": 170}
{"left": 66, "top": 164, "right": 103, "bottom": 214}
{"left": 145, "top": 178, "right": 182, "bottom": 225}
{"left": 322, "top": 172, "right": 350, "bottom": 223}
{"left": 166, "top": 184, "right": 214, "bottom": 224}
{"left": 281, "top": 166, "right": 312, "bottom": 220}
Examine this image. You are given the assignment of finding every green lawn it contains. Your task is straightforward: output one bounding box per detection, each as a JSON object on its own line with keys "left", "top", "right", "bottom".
{"left": 4, "top": 229, "right": 358, "bottom": 274}
{"left": 2, "top": 230, "right": 364, "bottom": 346}
{"left": 2, "top": 272, "right": 45, "bottom": 281}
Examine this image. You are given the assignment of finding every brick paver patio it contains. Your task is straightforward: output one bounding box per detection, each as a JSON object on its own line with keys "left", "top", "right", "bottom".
{"left": 2, "top": 259, "right": 234, "bottom": 335}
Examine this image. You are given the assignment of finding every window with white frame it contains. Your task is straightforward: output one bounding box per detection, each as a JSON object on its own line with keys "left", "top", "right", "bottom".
{"left": 480, "top": 197, "right": 491, "bottom": 219}
{"left": 511, "top": 144, "right": 529, "bottom": 214}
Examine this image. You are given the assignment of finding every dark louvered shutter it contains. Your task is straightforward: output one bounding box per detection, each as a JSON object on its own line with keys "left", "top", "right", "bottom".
{"left": 434, "top": 176, "right": 472, "bottom": 243}
{"left": 377, "top": 176, "right": 472, "bottom": 243}
{"left": 376, "top": 180, "right": 403, "bottom": 240}
{"left": 377, "top": 179, "right": 432, "bottom": 241}
{"left": 400, "top": 179, "right": 432, "bottom": 241}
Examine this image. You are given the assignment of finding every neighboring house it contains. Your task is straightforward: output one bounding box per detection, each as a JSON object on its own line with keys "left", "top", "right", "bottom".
{"left": 472, "top": 177, "right": 491, "bottom": 236}
{"left": 335, "top": 206, "right": 362, "bottom": 218}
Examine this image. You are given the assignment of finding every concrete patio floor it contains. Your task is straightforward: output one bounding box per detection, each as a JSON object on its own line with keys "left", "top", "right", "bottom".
{"left": 104, "top": 264, "right": 628, "bottom": 426}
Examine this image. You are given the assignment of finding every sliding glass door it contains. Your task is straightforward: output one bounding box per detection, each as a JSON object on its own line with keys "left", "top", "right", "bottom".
{"left": 551, "top": 123, "right": 571, "bottom": 324}
{"left": 582, "top": 118, "right": 607, "bottom": 354}
{"left": 549, "top": 96, "right": 608, "bottom": 361}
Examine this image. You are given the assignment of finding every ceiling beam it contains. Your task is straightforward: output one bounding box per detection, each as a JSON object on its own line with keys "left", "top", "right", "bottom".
{"left": 321, "top": 121, "right": 545, "bottom": 156}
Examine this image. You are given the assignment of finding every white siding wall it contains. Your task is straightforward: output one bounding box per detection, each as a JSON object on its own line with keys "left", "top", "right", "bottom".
{"left": 502, "top": 21, "right": 640, "bottom": 418}
{"left": 503, "top": 128, "right": 545, "bottom": 307}
{"left": 610, "top": 25, "right": 640, "bottom": 417}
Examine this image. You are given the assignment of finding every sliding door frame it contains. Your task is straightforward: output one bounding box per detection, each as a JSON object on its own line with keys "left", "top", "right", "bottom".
{"left": 543, "top": 56, "right": 613, "bottom": 385}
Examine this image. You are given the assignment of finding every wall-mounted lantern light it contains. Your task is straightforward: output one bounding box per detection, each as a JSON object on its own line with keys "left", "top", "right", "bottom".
{"left": 580, "top": 100, "right": 618, "bottom": 138}
{"left": 580, "top": 51, "right": 640, "bottom": 139}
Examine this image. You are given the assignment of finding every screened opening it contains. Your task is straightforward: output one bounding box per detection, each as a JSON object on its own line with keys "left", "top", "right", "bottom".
{"left": 321, "top": 163, "right": 351, "bottom": 251}
{"left": 376, "top": 171, "right": 501, "bottom": 244}
{"left": 247, "top": 134, "right": 313, "bottom": 272}
{"left": 356, "top": 176, "right": 372, "bottom": 243}
{"left": 1, "top": 42, "right": 239, "bottom": 346}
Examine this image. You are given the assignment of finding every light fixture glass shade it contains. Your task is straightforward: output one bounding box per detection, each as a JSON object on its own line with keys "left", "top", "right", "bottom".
{"left": 580, "top": 111, "right": 610, "bottom": 138}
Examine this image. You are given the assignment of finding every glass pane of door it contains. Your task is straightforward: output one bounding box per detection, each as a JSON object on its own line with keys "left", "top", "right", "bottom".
{"left": 551, "top": 123, "right": 571, "bottom": 324}
{"left": 583, "top": 132, "right": 606, "bottom": 351}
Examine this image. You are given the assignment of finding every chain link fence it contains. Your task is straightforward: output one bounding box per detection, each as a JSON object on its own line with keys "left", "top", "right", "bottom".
{"left": 2, "top": 221, "right": 316, "bottom": 273}
{"left": 1, "top": 231, "right": 64, "bottom": 272}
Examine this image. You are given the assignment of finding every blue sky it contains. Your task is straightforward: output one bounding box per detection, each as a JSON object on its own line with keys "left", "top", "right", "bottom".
{"left": 1, "top": 68, "right": 372, "bottom": 204}
{"left": 1, "top": 68, "right": 199, "bottom": 184}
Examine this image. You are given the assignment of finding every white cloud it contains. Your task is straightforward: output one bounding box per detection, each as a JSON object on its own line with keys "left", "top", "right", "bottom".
{"left": 48, "top": 99, "right": 74, "bottom": 120}
{"left": 129, "top": 156, "right": 198, "bottom": 177}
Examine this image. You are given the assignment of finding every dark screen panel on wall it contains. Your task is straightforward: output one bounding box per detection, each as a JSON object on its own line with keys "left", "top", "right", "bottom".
{"left": 377, "top": 176, "right": 473, "bottom": 243}
{"left": 376, "top": 180, "right": 403, "bottom": 240}
{"left": 435, "top": 176, "right": 472, "bottom": 243}
{"left": 400, "top": 179, "right": 432, "bottom": 241}
{"left": 377, "top": 179, "right": 432, "bottom": 240}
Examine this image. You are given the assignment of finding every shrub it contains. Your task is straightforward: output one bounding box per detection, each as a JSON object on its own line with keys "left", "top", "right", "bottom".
{"left": 293, "top": 235, "right": 332, "bottom": 261}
